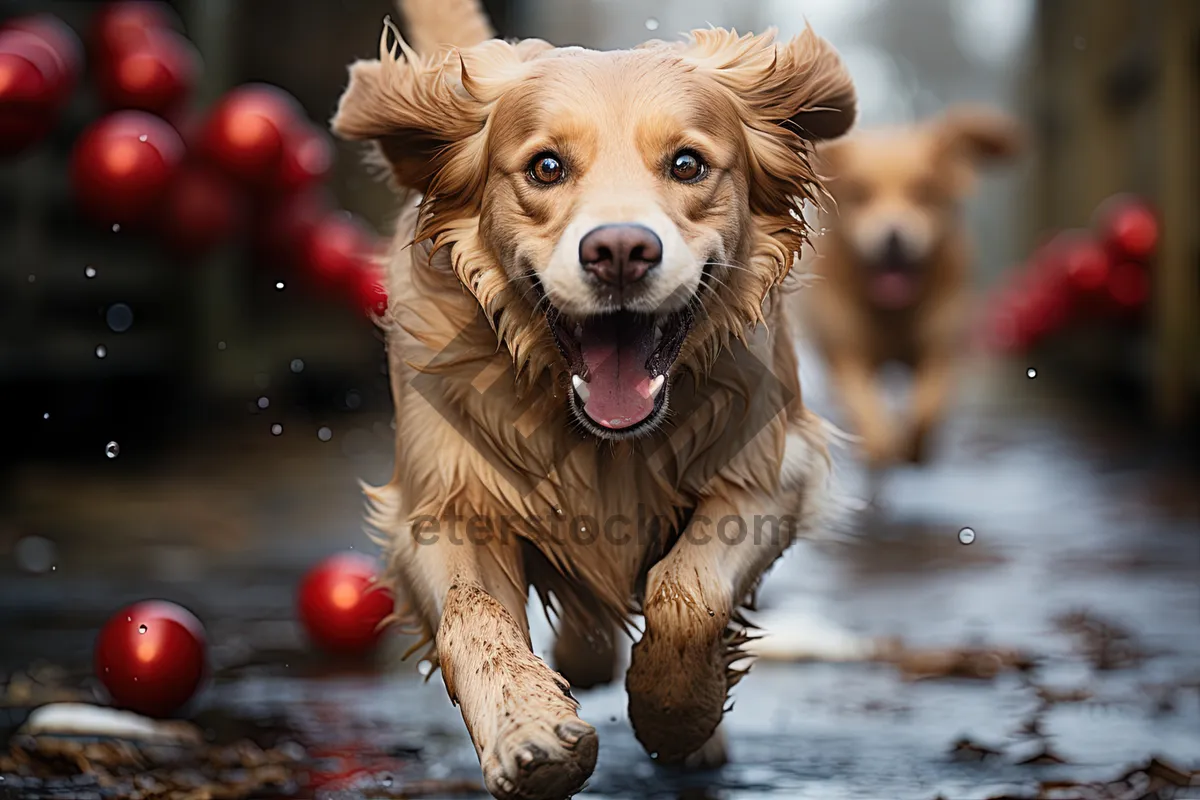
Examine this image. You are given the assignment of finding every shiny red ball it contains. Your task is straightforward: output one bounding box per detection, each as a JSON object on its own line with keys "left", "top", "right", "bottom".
{"left": 95, "top": 600, "right": 207, "bottom": 717}
{"left": 200, "top": 84, "right": 302, "bottom": 186}
{"left": 159, "top": 163, "right": 242, "bottom": 256}
{"left": 1095, "top": 195, "right": 1158, "bottom": 262}
{"left": 298, "top": 553, "right": 394, "bottom": 655}
{"left": 0, "top": 43, "right": 58, "bottom": 156}
{"left": 304, "top": 212, "right": 379, "bottom": 287}
{"left": 71, "top": 110, "right": 184, "bottom": 226}
{"left": 2, "top": 15, "right": 82, "bottom": 105}
{"left": 90, "top": 1, "right": 179, "bottom": 61}
{"left": 98, "top": 28, "right": 199, "bottom": 116}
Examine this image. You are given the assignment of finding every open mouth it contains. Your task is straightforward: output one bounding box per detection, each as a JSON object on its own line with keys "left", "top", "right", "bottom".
{"left": 546, "top": 307, "right": 694, "bottom": 438}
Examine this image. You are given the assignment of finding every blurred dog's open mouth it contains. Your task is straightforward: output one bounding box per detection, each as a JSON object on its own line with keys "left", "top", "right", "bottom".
{"left": 546, "top": 307, "right": 693, "bottom": 437}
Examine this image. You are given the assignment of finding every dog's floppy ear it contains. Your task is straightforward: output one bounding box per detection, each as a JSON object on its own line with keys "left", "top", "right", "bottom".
{"left": 681, "top": 26, "right": 857, "bottom": 142}
{"left": 936, "top": 106, "right": 1023, "bottom": 163}
{"left": 332, "top": 24, "right": 550, "bottom": 195}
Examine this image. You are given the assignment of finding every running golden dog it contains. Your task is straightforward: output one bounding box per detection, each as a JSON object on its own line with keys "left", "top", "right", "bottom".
{"left": 332, "top": 1, "right": 855, "bottom": 796}
{"left": 803, "top": 108, "right": 1022, "bottom": 468}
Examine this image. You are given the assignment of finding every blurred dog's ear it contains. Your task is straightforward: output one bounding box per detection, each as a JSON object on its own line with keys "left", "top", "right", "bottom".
{"left": 937, "top": 106, "right": 1024, "bottom": 163}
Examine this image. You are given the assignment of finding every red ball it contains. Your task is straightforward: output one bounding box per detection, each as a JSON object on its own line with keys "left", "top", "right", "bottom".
{"left": 95, "top": 600, "right": 207, "bottom": 717}
{"left": 71, "top": 111, "right": 184, "bottom": 227}
{"left": 1095, "top": 194, "right": 1158, "bottom": 262}
{"left": 2, "top": 15, "right": 82, "bottom": 105}
{"left": 0, "top": 43, "right": 59, "bottom": 156}
{"left": 298, "top": 552, "right": 394, "bottom": 655}
{"left": 304, "top": 212, "right": 379, "bottom": 287}
{"left": 200, "top": 84, "right": 303, "bottom": 186}
{"left": 98, "top": 28, "right": 199, "bottom": 117}
{"left": 277, "top": 122, "right": 334, "bottom": 194}
{"left": 159, "top": 163, "right": 242, "bottom": 256}
{"left": 90, "top": 1, "right": 179, "bottom": 61}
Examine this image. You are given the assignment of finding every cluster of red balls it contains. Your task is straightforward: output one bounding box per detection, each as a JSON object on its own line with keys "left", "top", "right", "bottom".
{"left": 94, "top": 552, "right": 394, "bottom": 717}
{"left": 987, "top": 194, "right": 1158, "bottom": 352}
{"left": 1, "top": 2, "right": 387, "bottom": 318}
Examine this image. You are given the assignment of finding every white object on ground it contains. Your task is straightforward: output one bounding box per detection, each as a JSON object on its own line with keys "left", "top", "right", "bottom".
{"left": 741, "top": 607, "right": 876, "bottom": 663}
{"left": 19, "top": 703, "right": 202, "bottom": 745}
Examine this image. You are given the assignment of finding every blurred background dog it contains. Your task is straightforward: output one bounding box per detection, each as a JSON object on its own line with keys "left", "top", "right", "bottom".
{"left": 799, "top": 107, "right": 1023, "bottom": 472}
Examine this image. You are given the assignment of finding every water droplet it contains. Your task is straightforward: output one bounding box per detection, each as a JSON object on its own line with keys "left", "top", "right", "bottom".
{"left": 1026, "top": 367, "right": 1037, "bottom": 379}
{"left": 382, "top": 776, "right": 393, "bottom": 787}
{"left": 112, "top": 223, "right": 121, "bottom": 232}
{"left": 127, "top": 616, "right": 132, "bottom": 622}
{"left": 645, "top": 17, "right": 659, "bottom": 30}
{"left": 85, "top": 266, "right": 96, "bottom": 278}
{"left": 14, "top": 535, "right": 57, "bottom": 574}
{"left": 345, "top": 389, "right": 362, "bottom": 409}
{"left": 217, "top": 340, "right": 226, "bottom": 350}
{"left": 552, "top": 505, "right": 564, "bottom": 517}
{"left": 28, "top": 274, "right": 36, "bottom": 283}
{"left": 257, "top": 396, "right": 270, "bottom": 409}
{"left": 580, "top": 525, "right": 588, "bottom": 533}
{"left": 290, "top": 358, "right": 304, "bottom": 373}
{"left": 317, "top": 426, "right": 332, "bottom": 442}
{"left": 138, "top": 624, "right": 147, "bottom": 634}
{"left": 957, "top": 526, "right": 976, "bottom": 545}
{"left": 271, "top": 423, "right": 283, "bottom": 436}
{"left": 43, "top": 412, "right": 49, "bottom": 420}
{"left": 105, "top": 441, "right": 119, "bottom": 458}
{"left": 95, "top": 344, "right": 107, "bottom": 358}
{"left": 106, "top": 303, "right": 134, "bottom": 333}
{"left": 138, "top": 134, "right": 148, "bottom": 142}
{"left": 275, "top": 281, "right": 285, "bottom": 290}
{"left": 1074, "top": 35, "right": 1086, "bottom": 49}
{"left": 650, "top": 751, "right": 659, "bottom": 759}
{"left": 51, "top": 565, "right": 56, "bottom": 571}
{"left": 417, "top": 660, "right": 434, "bottom": 677}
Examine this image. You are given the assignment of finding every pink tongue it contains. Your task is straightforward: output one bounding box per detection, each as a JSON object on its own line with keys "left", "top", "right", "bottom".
{"left": 580, "top": 325, "right": 656, "bottom": 430}
{"left": 869, "top": 273, "right": 916, "bottom": 309}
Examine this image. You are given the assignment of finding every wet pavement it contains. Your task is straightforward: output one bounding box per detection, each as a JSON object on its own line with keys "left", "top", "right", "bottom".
{"left": 1, "top": 350, "right": 1198, "bottom": 799}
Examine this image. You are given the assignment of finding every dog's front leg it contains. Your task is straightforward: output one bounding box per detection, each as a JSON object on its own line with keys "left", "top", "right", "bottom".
{"left": 398, "top": 519, "right": 597, "bottom": 799}
{"left": 626, "top": 430, "right": 825, "bottom": 764}
{"left": 904, "top": 353, "right": 953, "bottom": 465}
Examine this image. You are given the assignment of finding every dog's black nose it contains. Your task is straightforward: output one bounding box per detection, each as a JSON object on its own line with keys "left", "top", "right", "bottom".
{"left": 579, "top": 224, "right": 663, "bottom": 286}
{"left": 883, "top": 230, "right": 910, "bottom": 267}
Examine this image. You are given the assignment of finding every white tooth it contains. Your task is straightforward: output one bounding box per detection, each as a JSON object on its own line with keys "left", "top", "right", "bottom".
{"left": 572, "top": 374, "right": 590, "bottom": 403}
{"left": 648, "top": 374, "right": 665, "bottom": 398}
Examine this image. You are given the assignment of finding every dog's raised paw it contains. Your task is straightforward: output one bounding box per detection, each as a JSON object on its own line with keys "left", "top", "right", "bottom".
{"left": 483, "top": 717, "right": 597, "bottom": 800}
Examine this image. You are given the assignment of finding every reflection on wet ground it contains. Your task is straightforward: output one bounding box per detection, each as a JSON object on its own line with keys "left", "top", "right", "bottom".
{"left": 1, "top": 353, "right": 1197, "bottom": 798}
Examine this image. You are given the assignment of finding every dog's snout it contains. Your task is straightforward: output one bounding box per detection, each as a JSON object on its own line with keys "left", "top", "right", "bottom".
{"left": 579, "top": 224, "right": 663, "bottom": 286}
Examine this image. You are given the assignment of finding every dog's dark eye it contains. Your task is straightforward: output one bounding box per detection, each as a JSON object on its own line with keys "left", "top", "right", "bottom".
{"left": 670, "top": 150, "right": 706, "bottom": 183}
{"left": 528, "top": 154, "right": 564, "bottom": 185}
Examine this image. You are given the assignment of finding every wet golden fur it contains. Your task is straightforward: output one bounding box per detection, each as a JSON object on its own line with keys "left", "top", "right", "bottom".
{"left": 332, "top": 2, "right": 856, "bottom": 797}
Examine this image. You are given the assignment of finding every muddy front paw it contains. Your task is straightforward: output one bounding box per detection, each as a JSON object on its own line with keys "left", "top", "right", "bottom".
{"left": 482, "top": 715, "right": 597, "bottom": 800}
